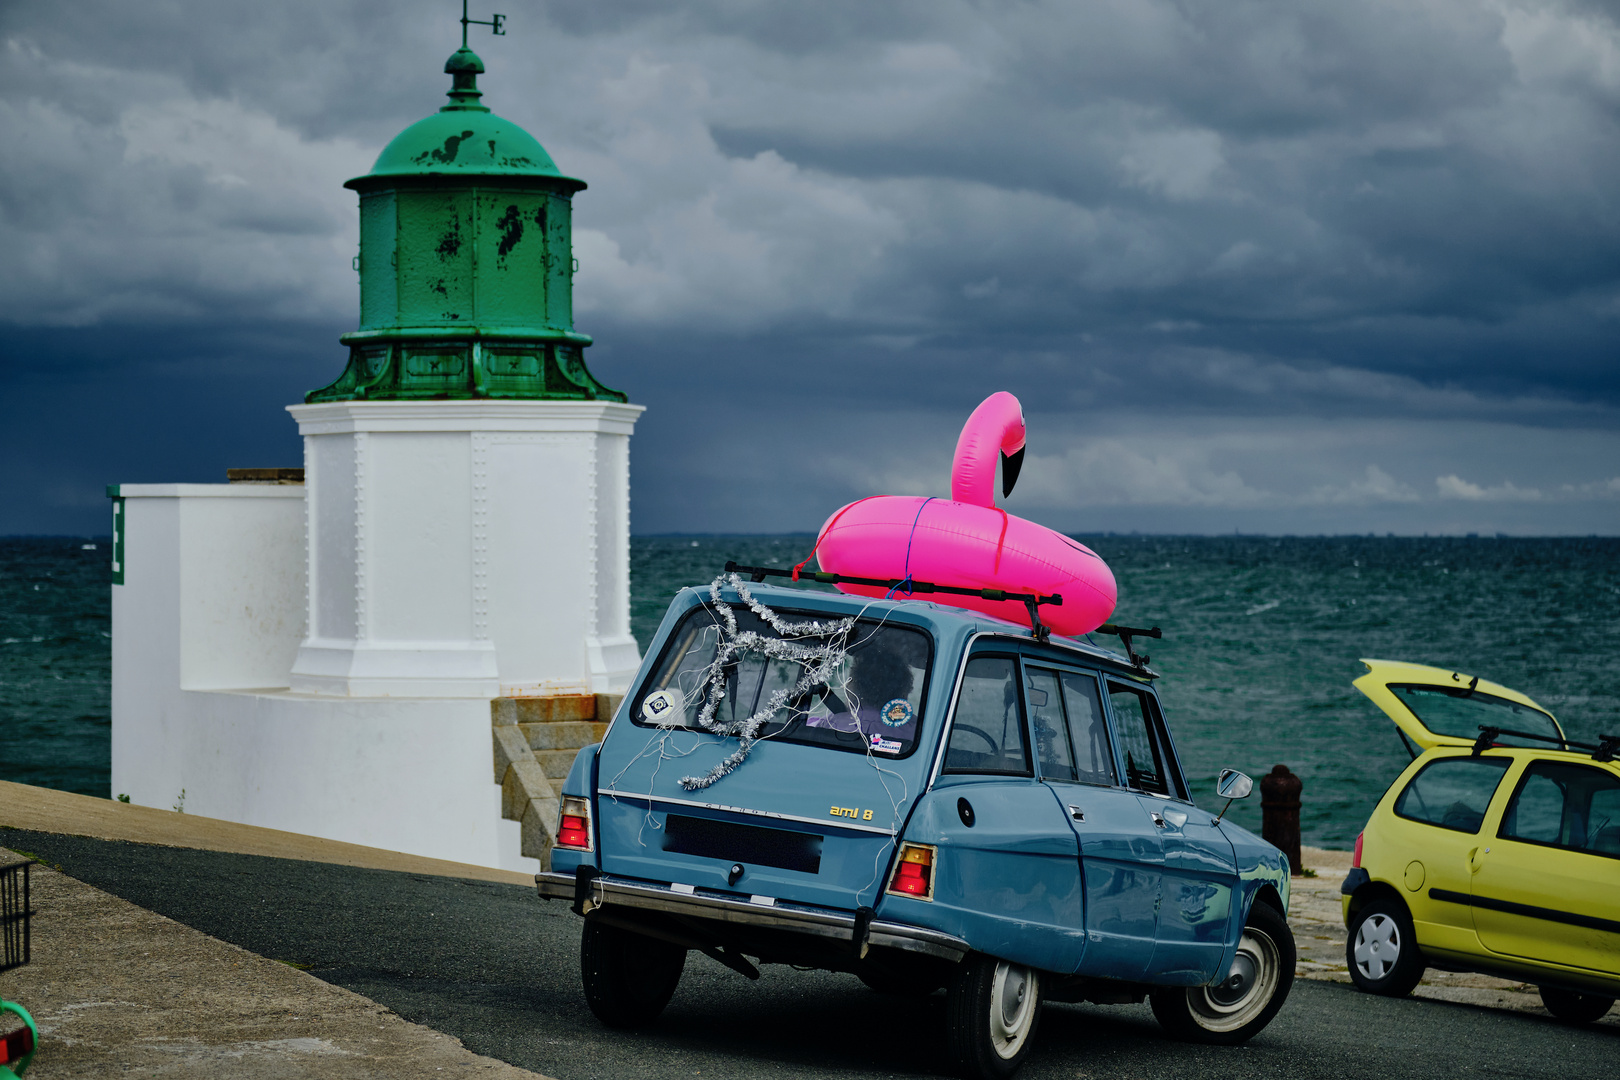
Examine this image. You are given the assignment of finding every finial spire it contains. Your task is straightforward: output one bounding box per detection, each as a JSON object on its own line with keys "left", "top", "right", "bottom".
{"left": 444, "top": 0, "right": 505, "bottom": 112}
{"left": 460, "top": 0, "right": 505, "bottom": 48}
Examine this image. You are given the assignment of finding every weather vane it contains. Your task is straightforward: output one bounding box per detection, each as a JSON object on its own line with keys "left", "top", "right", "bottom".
{"left": 460, "top": 0, "right": 505, "bottom": 47}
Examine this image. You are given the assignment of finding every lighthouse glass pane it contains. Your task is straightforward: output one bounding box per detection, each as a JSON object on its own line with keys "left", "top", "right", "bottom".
{"left": 633, "top": 603, "right": 932, "bottom": 760}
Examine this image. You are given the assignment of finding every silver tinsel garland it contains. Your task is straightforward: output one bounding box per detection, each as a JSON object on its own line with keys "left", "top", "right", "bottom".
{"left": 672, "top": 573, "right": 857, "bottom": 791}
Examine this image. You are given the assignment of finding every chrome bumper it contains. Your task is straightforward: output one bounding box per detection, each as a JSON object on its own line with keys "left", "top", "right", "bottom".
{"left": 535, "top": 870, "right": 969, "bottom": 963}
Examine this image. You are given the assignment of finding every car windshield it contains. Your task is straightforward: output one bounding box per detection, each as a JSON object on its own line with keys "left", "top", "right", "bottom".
{"left": 1391, "top": 684, "right": 1561, "bottom": 748}
{"left": 632, "top": 602, "right": 933, "bottom": 759}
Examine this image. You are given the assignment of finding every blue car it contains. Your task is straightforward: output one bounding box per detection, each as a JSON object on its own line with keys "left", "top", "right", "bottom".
{"left": 538, "top": 574, "right": 1293, "bottom": 1078}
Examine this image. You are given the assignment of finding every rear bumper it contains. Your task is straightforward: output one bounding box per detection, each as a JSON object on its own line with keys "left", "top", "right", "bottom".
{"left": 535, "top": 871, "right": 970, "bottom": 963}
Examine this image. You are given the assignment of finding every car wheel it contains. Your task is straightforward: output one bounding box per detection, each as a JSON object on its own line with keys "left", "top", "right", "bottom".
{"left": 1346, "top": 898, "right": 1425, "bottom": 997}
{"left": 1150, "top": 900, "right": 1295, "bottom": 1045}
{"left": 1539, "top": 986, "right": 1615, "bottom": 1025}
{"left": 945, "top": 954, "right": 1042, "bottom": 1080}
{"left": 579, "top": 918, "right": 686, "bottom": 1029}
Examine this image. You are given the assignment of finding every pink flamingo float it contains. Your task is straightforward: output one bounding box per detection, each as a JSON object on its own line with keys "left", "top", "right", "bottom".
{"left": 813, "top": 392, "right": 1118, "bottom": 637}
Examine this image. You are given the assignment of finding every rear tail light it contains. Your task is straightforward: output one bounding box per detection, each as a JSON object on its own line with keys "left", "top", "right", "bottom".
{"left": 887, "top": 843, "right": 936, "bottom": 901}
{"left": 1352, "top": 831, "right": 1364, "bottom": 869}
{"left": 2, "top": 1023, "right": 33, "bottom": 1066}
{"left": 557, "top": 795, "right": 592, "bottom": 850}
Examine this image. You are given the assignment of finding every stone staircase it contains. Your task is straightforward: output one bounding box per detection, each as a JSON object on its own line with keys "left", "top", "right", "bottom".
{"left": 492, "top": 693, "right": 622, "bottom": 868}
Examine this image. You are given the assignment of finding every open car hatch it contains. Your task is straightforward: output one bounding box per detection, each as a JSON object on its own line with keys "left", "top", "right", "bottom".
{"left": 1353, "top": 658, "right": 1564, "bottom": 753}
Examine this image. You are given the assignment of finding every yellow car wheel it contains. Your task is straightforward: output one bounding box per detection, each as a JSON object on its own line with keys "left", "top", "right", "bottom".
{"left": 1347, "top": 898, "right": 1425, "bottom": 997}
{"left": 1539, "top": 987, "right": 1614, "bottom": 1025}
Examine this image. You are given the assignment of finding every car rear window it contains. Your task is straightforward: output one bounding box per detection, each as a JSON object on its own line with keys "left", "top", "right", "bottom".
{"left": 1393, "top": 756, "right": 1512, "bottom": 833}
{"left": 632, "top": 601, "right": 933, "bottom": 759}
{"left": 1391, "top": 685, "right": 1561, "bottom": 748}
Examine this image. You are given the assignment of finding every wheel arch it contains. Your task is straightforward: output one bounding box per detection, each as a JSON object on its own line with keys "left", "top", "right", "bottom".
{"left": 1344, "top": 880, "right": 1407, "bottom": 927}
{"left": 1249, "top": 883, "right": 1286, "bottom": 918}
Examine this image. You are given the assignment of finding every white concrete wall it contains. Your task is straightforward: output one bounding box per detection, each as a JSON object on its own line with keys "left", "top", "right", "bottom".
{"left": 109, "top": 395, "right": 643, "bottom": 872}
{"left": 108, "top": 483, "right": 530, "bottom": 870}
{"left": 110, "top": 483, "right": 306, "bottom": 802}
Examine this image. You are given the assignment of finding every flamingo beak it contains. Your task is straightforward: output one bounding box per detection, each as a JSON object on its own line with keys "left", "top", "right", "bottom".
{"left": 1000, "top": 446, "right": 1025, "bottom": 498}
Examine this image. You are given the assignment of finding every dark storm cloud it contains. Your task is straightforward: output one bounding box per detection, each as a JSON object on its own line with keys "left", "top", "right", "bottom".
{"left": 2, "top": 0, "right": 1618, "bottom": 534}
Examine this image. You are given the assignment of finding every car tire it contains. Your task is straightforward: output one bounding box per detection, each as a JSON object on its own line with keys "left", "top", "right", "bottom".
{"left": 1150, "top": 900, "right": 1296, "bottom": 1045}
{"left": 579, "top": 918, "right": 686, "bottom": 1029}
{"left": 1346, "top": 898, "right": 1425, "bottom": 997}
{"left": 1539, "top": 986, "right": 1615, "bottom": 1025}
{"left": 944, "top": 953, "right": 1042, "bottom": 1080}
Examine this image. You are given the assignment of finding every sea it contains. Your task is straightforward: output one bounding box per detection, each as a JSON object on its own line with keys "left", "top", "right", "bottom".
{"left": 4, "top": 534, "right": 1617, "bottom": 849}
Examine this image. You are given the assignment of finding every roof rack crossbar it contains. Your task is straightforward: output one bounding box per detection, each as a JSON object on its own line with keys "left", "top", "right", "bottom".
{"left": 1093, "top": 622, "right": 1162, "bottom": 671}
{"left": 1472, "top": 725, "right": 1620, "bottom": 762}
{"left": 720, "top": 561, "right": 1063, "bottom": 641}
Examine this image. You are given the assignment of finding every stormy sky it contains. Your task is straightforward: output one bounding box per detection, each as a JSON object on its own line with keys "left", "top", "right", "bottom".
{"left": 3, "top": 0, "right": 1619, "bottom": 536}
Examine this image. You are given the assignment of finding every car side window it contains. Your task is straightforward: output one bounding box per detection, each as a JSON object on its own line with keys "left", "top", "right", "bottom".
{"left": 1499, "top": 761, "right": 1620, "bottom": 859}
{"left": 1025, "top": 667, "right": 1076, "bottom": 782}
{"left": 944, "top": 656, "right": 1031, "bottom": 775}
{"left": 1061, "top": 671, "right": 1116, "bottom": 785}
{"left": 1108, "top": 682, "right": 1176, "bottom": 797}
{"left": 1393, "top": 757, "right": 1511, "bottom": 833}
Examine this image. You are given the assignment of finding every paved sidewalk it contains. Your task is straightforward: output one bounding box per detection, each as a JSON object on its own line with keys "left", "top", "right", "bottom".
{"left": 0, "top": 848, "right": 553, "bottom": 1079}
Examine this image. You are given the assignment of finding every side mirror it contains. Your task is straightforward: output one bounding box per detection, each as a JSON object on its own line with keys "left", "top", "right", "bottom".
{"left": 1216, "top": 769, "right": 1253, "bottom": 800}
{"left": 1213, "top": 769, "right": 1253, "bottom": 824}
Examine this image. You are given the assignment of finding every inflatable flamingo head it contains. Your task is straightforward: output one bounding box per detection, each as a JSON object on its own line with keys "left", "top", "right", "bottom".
{"left": 951, "top": 391, "right": 1026, "bottom": 507}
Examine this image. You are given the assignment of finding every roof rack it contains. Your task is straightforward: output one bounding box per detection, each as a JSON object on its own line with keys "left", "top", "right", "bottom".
{"left": 720, "top": 561, "right": 1063, "bottom": 642}
{"left": 1093, "top": 623, "right": 1162, "bottom": 671}
{"left": 1471, "top": 725, "right": 1620, "bottom": 763}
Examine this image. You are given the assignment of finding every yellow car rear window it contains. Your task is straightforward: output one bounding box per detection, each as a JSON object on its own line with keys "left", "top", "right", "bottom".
{"left": 1394, "top": 756, "right": 1511, "bottom": 833}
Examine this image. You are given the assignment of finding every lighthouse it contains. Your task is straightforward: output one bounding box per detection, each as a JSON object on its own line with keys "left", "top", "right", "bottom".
{"left": 108, "top": 19, "right": 640, "bottom": 871}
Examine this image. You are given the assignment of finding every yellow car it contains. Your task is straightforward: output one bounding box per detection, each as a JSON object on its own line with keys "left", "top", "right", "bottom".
{"left": 1340, "top": 660, "right": 1620, "bottom": 1024}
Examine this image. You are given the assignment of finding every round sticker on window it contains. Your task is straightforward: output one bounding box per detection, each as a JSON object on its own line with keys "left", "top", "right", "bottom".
{"left": 641, "top": 688, "right": 684, "bottom": 724}
{"left": 879, "top": 698, "right": 914, "bottom": 727}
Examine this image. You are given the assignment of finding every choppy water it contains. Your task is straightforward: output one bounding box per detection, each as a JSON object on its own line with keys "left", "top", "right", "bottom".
{"left": 6, "top": 535, "right": 1618, "bottom": 848}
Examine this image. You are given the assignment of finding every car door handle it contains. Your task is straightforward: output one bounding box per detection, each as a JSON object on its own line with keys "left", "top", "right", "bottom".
{"left": 1068, "top": 805, "right": 1085, "bottom": 822}
{"left": 1150, "top": 811, "right": 1167, "bottom": 829}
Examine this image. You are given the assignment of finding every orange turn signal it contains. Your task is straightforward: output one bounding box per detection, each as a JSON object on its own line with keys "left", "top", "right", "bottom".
{"left": 887, "top": 843, "right": 935, "bottom": 900}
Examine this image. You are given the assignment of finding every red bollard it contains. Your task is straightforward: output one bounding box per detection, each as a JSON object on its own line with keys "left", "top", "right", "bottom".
{"left": 1260, "top": 764, "right": 1303, "bottom": 876}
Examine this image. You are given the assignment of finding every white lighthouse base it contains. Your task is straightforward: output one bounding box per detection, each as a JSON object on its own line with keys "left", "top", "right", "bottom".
{"left": 107, "top": 407, "right": 642, "bottom": 871}
{"left": 110, "top": 687, "right": 529, "bottom": 871}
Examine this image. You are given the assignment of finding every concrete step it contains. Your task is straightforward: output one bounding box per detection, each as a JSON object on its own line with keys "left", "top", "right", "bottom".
{"left": 497, "top": 695, "right": 597, "bottom": 723}
{"left": 520, "top": 721, "right": 608, "bottom": 751}
{"left": 534, "top": 749, "right": 584, "bottom": 780}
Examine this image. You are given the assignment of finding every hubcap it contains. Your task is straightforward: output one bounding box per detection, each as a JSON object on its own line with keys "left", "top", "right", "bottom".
{"left": 988, "top": 961, "right": 1038, "bottom": 1059}
{"left": 1353, "top": 913, "right": 1401, "bottom": 980}
{"left": 1187, "top": 926, "right": 1281, "bottom": 1032}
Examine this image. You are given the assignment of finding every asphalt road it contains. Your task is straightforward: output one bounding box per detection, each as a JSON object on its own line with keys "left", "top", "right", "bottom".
{"left": 5, "top": 828, "right": 1615, "bottom": 1080}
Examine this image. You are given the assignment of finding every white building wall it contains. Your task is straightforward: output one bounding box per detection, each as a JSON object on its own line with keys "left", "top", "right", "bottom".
{"left": 110, "top": 398, "right": 643, "bottom": 871}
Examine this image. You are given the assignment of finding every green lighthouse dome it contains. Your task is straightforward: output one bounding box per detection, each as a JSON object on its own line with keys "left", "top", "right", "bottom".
{"left": 308, "top": 44, "right": 621, "bottom": 404}
{"left": 364, "top": 109, "right": 570, "bottom": 182}
{"left": 357, "top": 47, "right": 581, "bottom": 186}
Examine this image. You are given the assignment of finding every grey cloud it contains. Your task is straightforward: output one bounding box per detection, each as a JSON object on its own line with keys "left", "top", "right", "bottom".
{"left": 3, "top": 0, "right": 1619, "bottom": 535}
